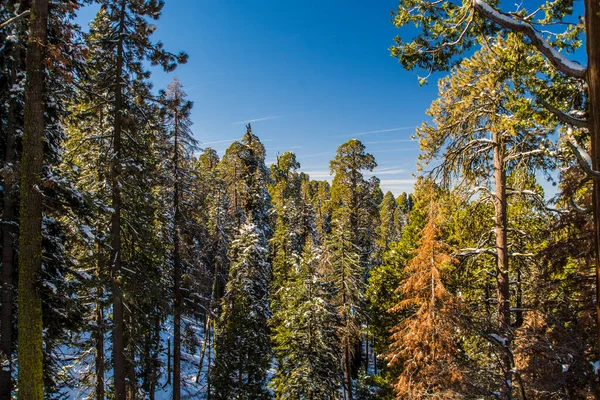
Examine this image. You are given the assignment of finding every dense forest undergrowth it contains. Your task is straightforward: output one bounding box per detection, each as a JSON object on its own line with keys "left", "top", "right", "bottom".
{"left": 1, "top": 0, "right": 600, "bottom": 399}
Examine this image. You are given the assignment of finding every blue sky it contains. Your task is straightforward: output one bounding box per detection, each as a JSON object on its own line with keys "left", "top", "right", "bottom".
{"left": 76, "top": 1, "right": 586, "bottom": 196}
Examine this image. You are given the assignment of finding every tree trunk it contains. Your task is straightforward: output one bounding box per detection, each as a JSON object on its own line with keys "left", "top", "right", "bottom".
{"left": 16, "top": 0, "right": 48, "bottom": 398}
{"left": 111, "top": 2, "right": 126, "bottom": 398}
{"left": 493, "top": 131, "right": 512, "bottom": 399}
{"left": 344, "top": 341, "right": 353, "bottom": 400}
{"left": 585, "top": 0, "right": 600, "bottom": 357}
{"left": 173, "top": 110, "right": 182, "bottom": 400}
{"left": 95, "top": 273, "right": 105, "bottom": 400}
{"left": 0, "top": 36, "right": 19, "bottom": 400}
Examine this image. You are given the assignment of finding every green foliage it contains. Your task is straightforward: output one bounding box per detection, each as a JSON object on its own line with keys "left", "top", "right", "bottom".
{"left": 270, "top": 242, "right": 341, "bottom": 399}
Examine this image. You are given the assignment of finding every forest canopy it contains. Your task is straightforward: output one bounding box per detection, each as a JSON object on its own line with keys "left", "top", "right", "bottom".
{"left": 0, "top": 0, "right": 599, "bottom": 399}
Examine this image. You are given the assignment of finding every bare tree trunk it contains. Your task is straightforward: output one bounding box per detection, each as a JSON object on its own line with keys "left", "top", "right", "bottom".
{"left": 111, "top": 2, "right": 126, "bottom": 398}
{"left": 493, "top": 131, "right": 512, "bottom": 399}
{"left": 0, "top": 34, "right": 19, "bottom": 400}
{"left": 17, "top": 0, "right": 48, "bottom": 398}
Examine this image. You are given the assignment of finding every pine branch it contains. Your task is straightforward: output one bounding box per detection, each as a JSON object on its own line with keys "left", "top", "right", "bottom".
{"left": 0, "top": 10, "right": 30, "bottom": 29}
{"left": 471, "top": 0, "right": 586, "bottom": 78}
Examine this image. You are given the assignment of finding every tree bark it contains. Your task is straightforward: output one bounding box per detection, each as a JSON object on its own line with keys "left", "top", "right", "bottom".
{"left": 0, "top": 35, "right": 19, "bottom": 400}
{"left": 585, "top": 0, "right": 600, "bottom": 357}
{"left": 17, "top": 0, "right": 48, "bottom": 398}
{"left": 493, "top": 131, "right": 512, "bottom": 399}
{"left": 111, "top": 1, "right": 126, "bottom": 398}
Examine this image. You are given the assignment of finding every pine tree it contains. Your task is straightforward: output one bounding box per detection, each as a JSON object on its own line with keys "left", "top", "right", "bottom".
{"left": 328, "top": 139, "right": 378, "bottom": 394}
{"left": 159, "top": 77, "right": 198, "bottom": 400}
{"left": 324, "top": 209, "right": 364, "bottom": 400}
{"left": 212, "top": 126, "right": 272, "bottom": 399}
{"left": 271, "top": 241, "right": 341, "bottom": 399}
{"left": 386, "top": 204, "right": 466, "bottom": 399}
{"left": 212, "top": 223, "right": 272, "bottom": 399}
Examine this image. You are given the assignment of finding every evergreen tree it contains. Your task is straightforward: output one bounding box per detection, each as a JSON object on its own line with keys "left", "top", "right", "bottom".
{"left": 271, "top": 241, "right": 341, "bottom": 399}
{"left": 159, "top": 77, "right": 198, "bottom": 400}
{"left": 212, "top": 126, "right": 272, "bottom": 399}
{"left": 328, "top": 139, "right": 378, "bottom": 395}
{"left": 212, "top": 223, "right": 272, "bottom": 400}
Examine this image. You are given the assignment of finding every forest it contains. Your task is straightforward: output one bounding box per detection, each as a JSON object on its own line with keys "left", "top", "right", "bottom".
{"left": 1, "top": 0, "right": 599, "bottom": 399}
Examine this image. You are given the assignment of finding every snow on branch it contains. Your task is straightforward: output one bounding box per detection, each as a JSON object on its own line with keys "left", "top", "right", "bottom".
{"left": 0, "top": 10, "right": 30, "bottom": 29}
{"left": 471, "top": 0, "right": 586, "bottom": 79}
{"left": 537, "top": 98, "right": 588, "bottom": 129}
{"left": 564, "top": 126, "right": 600, "bottom": 178}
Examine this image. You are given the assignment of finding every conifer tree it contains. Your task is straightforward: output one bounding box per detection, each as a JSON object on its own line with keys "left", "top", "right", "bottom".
{"left": 159, "top": 77, "right": 198, "bottom": 400}
{"left": 271, "top": 241, "right": 341, "bottom": 399}
{"left": 386, "top": 204, "right": 466, "bottom": 399}
{"left": 212, "top": 126, "right": 272, "bottom": 399}
{"left": 212, "top": 222, "right": 272, "bottom": 399}
{"left": 328, "top": 139, "right": 378, "bottom": 394}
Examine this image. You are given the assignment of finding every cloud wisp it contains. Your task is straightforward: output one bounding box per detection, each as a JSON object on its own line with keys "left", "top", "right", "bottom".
{"left": 344, "top": 126, "right": 416, "bottom": 137}
{"left": 233, "top": 115, "right": 283, "bottom": 125}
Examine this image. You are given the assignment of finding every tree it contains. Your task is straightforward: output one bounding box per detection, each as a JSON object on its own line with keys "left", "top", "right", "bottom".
{"left": 160, "top": 78, "right": 198, "bottom": 400}
{"left": 415, "top": 34, "right": 559, "bottom": 396}
{"left": 390, "top": 0, "right": 600, "bottom": 353}
{"left": 271, "top": 241, "right": 342, "bottom": 399}
{"left": 386, "top": 204, "right": 466, "bottom": 399}
{"left": 329, "top": 139, "right": 379, "bottom": 390}
{"left": 211, "top": 223, "right": 272, "bottom": 400}
{"left": 212, "top": 127, "right": 272, "bottom": 399}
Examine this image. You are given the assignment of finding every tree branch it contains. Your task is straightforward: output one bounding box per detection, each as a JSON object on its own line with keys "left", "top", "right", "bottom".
{"left": 471, "top": 0, "right": 586, "bottom": 79}
{"left": 564, "top": 126, "right": 600, "bottom": 178}
{"left": 0, "top": 10, "right": 30, "bottom": 29}
{"left": 537, "top": 98, "right": 588, "bottom": 128}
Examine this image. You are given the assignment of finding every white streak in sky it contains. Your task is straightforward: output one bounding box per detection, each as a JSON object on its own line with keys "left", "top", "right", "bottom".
{"left": 351, "top": 126, "right": 416, "bottom": 137}
{"left": 233, "top": 115, "right": 283, "bottom": 125}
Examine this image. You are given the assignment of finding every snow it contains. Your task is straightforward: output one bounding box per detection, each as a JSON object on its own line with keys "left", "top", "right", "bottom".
{"left": 591, "top": 360, "right": 600, "bottom": 375}
{"left": 489, "top": 333, "right": 508, "bottom": 347}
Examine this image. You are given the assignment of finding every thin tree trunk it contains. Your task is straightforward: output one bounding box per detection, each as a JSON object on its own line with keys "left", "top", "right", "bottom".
{"left": 167, "top": 338, "right": 171, "bottom": 385}
{"left": 0, "top": 36, "right": 19, "bottom": 400}
{"left": 111, "top": 1, "right": 127, "bottom": 398}
{"left": 16, "top": 0, "right": 48, "bottom": 398}
{"left": 585, "top": 0, "right": 600, "bottom": 356}
{"left": 493, "top": 131, "right": 511, "bottom": 399}
{"left": 173, "top": 109, "right": 182, "bottom": 400}
{"left": 95, "top": 283, "right": 105, "bottom": 400}
{"left": 344, "top": 342, "right": 353, "bottom": 400}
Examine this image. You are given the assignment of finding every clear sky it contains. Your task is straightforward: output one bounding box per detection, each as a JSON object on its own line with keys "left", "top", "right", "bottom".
{"left": 78, "top": 0, "right": 437, "bottom": 196}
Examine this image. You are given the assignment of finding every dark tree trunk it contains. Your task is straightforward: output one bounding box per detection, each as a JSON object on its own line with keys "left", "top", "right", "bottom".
{"left": 16, "top": 0, "right": 48, "bottom": 398}
{"left": 111, "top": 2, "right": 126, "bottom": 398}
{"left": 0, "top": 36, "right": 19, "bottom": 400}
